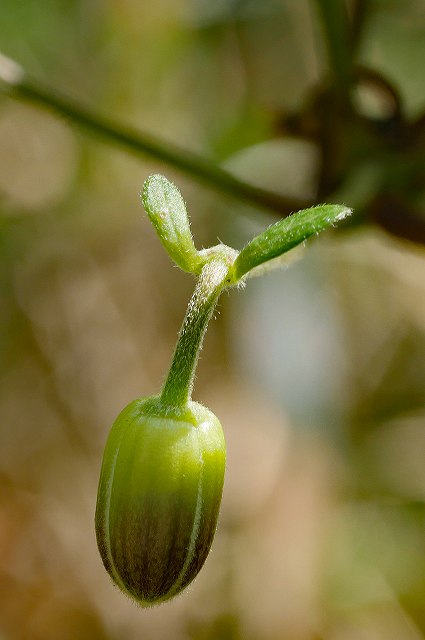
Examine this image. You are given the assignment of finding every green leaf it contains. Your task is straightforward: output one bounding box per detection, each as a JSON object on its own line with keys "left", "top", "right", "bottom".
{"left": 231, "top": 204, "right": 352, "bottom": 281}
{"left": 141, "top": 175, "right": 202, "bottom": 273}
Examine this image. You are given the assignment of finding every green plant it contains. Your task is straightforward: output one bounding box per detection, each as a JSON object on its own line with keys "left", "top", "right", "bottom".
{"left": 95, "top": 174, "right": 351, "bottom": 606}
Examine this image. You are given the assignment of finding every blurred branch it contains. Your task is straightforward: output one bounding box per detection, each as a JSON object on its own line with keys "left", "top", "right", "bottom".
{"left": 314, "top": 0, "right": 353, "bottom": 94}
{"left": 0, "top": 52, "right": 309, "bottom": 217}
{"left": 350, "top": 0, "right": 369, "bottom": 54}
{"left": 371, "top": 193, "right": 425, "bottom": 245}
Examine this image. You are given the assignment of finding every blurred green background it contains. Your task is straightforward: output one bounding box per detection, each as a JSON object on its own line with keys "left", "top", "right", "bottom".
{"left": 1, "top": 1, "right": 425, "bottom": 639}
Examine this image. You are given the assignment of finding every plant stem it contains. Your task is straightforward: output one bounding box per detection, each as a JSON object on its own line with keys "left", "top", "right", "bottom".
{"left": 0, "top": 53, "right": 309, "bottom": 216}
{"left": 350, "top": 0, "right": 369, "bottom": 55}
{"left": 314, "top": 0, "right": 352, "bottom": 95}
{"left": 160, "top": 258, "right": 229, "bottom": 409}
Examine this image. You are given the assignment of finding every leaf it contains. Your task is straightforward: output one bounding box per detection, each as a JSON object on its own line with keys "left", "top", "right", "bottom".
{"left": 141, "top": 175, "right": 201, "bottom": 273}
{"left": 232, "top": 204, "right": 352, "bottom": 281}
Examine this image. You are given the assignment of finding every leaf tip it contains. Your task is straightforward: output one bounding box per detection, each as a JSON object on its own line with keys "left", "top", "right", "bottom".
{"left": 334, "top": 206, "right": 352, "bottom": 223}
{"left": 140, "top": 174, "right": 168, "bottom": 210}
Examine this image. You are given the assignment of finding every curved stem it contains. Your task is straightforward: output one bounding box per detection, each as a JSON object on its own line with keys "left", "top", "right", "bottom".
{"left": 160, "top": 258, "right": 229, "bottom": 409}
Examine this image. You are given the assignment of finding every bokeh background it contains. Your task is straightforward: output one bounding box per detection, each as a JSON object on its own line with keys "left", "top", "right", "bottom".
{"left": 1, "top": 1, "right": 425, "bottom": 639}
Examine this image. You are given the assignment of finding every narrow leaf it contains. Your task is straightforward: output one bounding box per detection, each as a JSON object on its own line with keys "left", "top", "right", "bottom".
{"left": 141, "top": 175, "right": 201, "bottom": 273}
{"left": 232, "top": 204, "right": 352, "bottom": 281}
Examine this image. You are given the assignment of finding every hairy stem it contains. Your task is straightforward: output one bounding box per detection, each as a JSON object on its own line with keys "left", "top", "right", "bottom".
{"left": 160, "top": 258, "right": 229, "bottom": 408}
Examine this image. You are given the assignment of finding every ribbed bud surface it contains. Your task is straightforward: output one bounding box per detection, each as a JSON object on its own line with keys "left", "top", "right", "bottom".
{"left": 95, "top": 397, "right": 226, "bottom": 605}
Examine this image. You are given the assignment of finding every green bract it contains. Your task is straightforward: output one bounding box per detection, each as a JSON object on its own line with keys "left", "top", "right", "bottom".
{"left": 96, "top": 398, "right": 225, "bottom": 606}
{"left": 96, "top": 174, "right": 351, "bottom": 607}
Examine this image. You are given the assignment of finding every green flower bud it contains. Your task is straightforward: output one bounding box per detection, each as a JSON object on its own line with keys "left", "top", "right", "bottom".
{"left": 95, "top": 396, "right": 226, "bottom": 606}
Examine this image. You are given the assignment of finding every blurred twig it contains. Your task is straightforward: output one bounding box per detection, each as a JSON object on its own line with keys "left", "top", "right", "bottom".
{"left": 0, "top": 52, "right": 309, "bottom": 217}
{"left": 350, "top": 0, "right": 369, "bottom": 54}
{"left": 314, "top": 0, "right": 353, "bottom": 94}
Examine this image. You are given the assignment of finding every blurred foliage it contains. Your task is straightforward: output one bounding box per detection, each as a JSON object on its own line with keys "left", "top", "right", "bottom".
{"left": 0, "top": 1, "right": 425, "bottom": 639}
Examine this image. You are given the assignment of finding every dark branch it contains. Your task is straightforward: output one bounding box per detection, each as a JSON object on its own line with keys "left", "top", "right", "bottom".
{"left": 0, "top": 53, "right": 309, "bottom": 217}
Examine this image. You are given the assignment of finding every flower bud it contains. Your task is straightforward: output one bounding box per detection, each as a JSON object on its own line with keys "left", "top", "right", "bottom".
{"left": 95, "top": 397, "right": 226, "bottom": 606}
